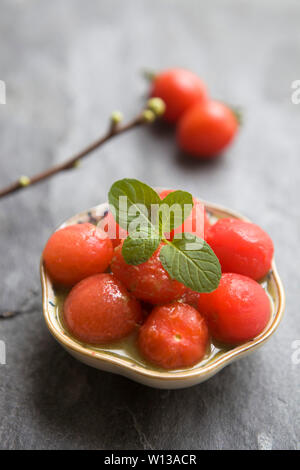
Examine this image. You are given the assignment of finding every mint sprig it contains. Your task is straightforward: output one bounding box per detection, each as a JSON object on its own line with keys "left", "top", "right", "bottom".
{"left": 108, "top": 179, "right": 221, "bottom": 293}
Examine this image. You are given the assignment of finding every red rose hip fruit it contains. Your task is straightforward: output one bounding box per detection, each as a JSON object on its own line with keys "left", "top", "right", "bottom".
{"left": 138, "top": 303, "right": 209, "bottom": 369}
{"left": 206, "top": 218, "right": 274, "bottom": 280}
{"left": 63, "top": 273, "right": 142, "bottom": 344}
{"left": 197, "top": 273, "right": 271, "bottom": 345}
{"left": 111, "top": 242, "right": 186, "bottom": 304}
{"left": 150, "top": 68, "right": 208, "bottom": 123}
{"left": 43, "top": 223, "right": 113, "bottom": 286}
{"left": 177, "top": 100, "right": 238, "bottom": 158}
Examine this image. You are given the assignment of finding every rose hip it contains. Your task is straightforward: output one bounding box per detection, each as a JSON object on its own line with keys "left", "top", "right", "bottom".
{"left": 111, "top": 242, "right": 186, "bottom": 304}
{"left": 150, "top": 68, "right": 208, "bottom": 123}
{"left": 206, "top": 218, "right": 274, "bottom": 280}
{"left": 177, "top": 100, "right": 238, "bottom": 158}
{"left": 63, "top": 273, "right": 142, "bottom": 344}
{"left": 43, "top": 223, "right": 113, "bottom": 286}
{"left": 138, "top": 303, "right": 209, "bottom": 369}
{"left": 197, "top": 273, "right": 271, "bottom": 345}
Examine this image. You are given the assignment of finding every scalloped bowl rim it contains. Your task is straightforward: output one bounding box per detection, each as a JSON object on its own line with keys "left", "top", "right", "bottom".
{"left": 41, "top": 199, "right": 285, "bottom": 386}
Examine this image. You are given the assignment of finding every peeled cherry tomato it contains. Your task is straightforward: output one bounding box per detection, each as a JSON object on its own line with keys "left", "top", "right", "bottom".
{"left": 138, "top": 303, "right": 209, "bottom": 369}
{"left": 197, "top": 273, "right": 271, "bottom": 345}
{"left": 111, "top": 242, "right": 186, "bottom": 304}
{"left": 98, "top": 210, "right": 128, "bottom": 248}
{"left": 206, "top": 218, "right": 274, "bottom": 280}
{"left": 43, "top": 223, "right": 113, "bottom": 286}
{"left": 150, "top": 68, "right": 208, "bottom": 123}
{"left": 63, "top": 273, "right": 142, "bottom": 344}
{"left": 159, "top": 190, "right": 210, "bottom": 240}
{"left": 177, "top": 100, "right": 238, "bottom": 158}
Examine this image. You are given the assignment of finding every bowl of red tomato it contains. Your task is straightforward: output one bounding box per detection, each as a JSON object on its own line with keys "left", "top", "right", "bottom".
{"left": 41, "top": 185, "right": 285, "bottom": 389}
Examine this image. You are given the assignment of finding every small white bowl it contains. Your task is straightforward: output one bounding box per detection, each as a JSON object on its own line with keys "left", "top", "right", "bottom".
{"left": 41, "top": 200, "right": 285, "bottom": 389}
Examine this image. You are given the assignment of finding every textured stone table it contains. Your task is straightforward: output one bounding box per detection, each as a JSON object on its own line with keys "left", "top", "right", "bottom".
{"left": 0, "top": 0, "right": 299, "bottom": 450}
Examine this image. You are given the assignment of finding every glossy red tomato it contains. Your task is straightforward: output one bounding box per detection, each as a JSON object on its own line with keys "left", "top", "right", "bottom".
{"left": 111, "top": 242, "right": 186, "bottom": 304}
{"left": 98, "top": 210, "right": 128, "bottom": 248}
{"left": 138, "top": 303, "right": 209, "bottom": 369}
{"left": 197, "top": 273, "right": 271, "bottom": 345}
{"left": 43, "top": 223, "right": 113, "bottom": 287}
{"left": 206, "top": 218, "right": 274, "bottom": 280}
{"left": 159, "top": 190, "right": 210, "bottom": 240}
{"left": 177, "top": 100, "right": 238, "bottom": 158}
{"left": 150, "top": 68, "right": 208, "bottom": 123}
{"left": 63, "top": 273, "right": 142, "bottom": 344}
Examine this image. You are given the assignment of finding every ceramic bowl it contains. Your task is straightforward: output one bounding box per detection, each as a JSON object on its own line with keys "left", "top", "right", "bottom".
{"left": 41, "top": 200, "right": 285, "bottom": 389}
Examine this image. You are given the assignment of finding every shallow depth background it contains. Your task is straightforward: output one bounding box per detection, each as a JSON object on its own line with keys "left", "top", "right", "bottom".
{"left": 0, "top": 0, "right": 299, "bottom": 450}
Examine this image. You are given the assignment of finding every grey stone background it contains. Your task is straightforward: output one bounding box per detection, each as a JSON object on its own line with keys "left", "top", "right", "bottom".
{"left": 0, "top": 0, "right": 299, "bottom": 450}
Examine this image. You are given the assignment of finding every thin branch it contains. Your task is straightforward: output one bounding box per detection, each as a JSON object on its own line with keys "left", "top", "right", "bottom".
{"left": 0, "top": 111, "right": 148, "bottom": 199}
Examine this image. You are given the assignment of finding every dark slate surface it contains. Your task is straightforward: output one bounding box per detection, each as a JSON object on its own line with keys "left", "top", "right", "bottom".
{"left": 0, "top": 0, "right": 299, "bottom": 450}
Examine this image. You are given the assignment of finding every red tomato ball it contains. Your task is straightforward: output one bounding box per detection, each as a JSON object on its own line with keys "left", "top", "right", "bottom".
{"left": 63, "top": 273, "right": 142, "bottom": 344}
{"left": 206, "top": 218, "right": 274, "bottom": 280}
{"left": 159, "top": 190, "right": 210, "bottom": 240}
{"left": 98, "top": 211, "right": 128, "bottom": 248}
{"left": 111, "top": 242, "right": 186, "bottom": 304}
{"left": 43, "top": 223, "right": 113, "bottom": 287}
{"left": 197, "top": 273, "right": 271, "bottom": 345}
{"left": 150, "top": 68, "right": 208, "bottom": 123}
{"left": 177, "top": 100, "right": 238, "bottom": 158}
{"left": 138, "top": 303, "right": 209, "bottom": 369}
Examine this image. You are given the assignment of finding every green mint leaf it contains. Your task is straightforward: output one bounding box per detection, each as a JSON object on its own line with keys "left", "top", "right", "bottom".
{"left": 108, "top": 179, "right": 211, "bottom": 278}
{"left": 108, "top": 178, "right": 161, "bottom": 235}
{"left": 160, "top": 234, "right": 221, "bottom": 293}
{"left": 122, "top": 232, "right": 160, "bottom": 265}
{"left": 159, "top": 190, "right": 193, "bottom": 234}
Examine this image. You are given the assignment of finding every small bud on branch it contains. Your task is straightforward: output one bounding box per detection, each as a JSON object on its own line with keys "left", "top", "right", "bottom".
{"left": 19, "top": 176, "right": 31, "bottom": 187}
{"left": 110, "top": 111, "right": 123, "bottom": 125}
{"left": 72, "top": 159, "right": 81, "bottom": 168}
{"left": 147, "top": 98, "right": 166, "bottom": 117}
{"left": 110, "top": 111, "right": 123, "bottom": 133}
{"left": 142, "top": 109, "right": 156, "bottom": 123}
